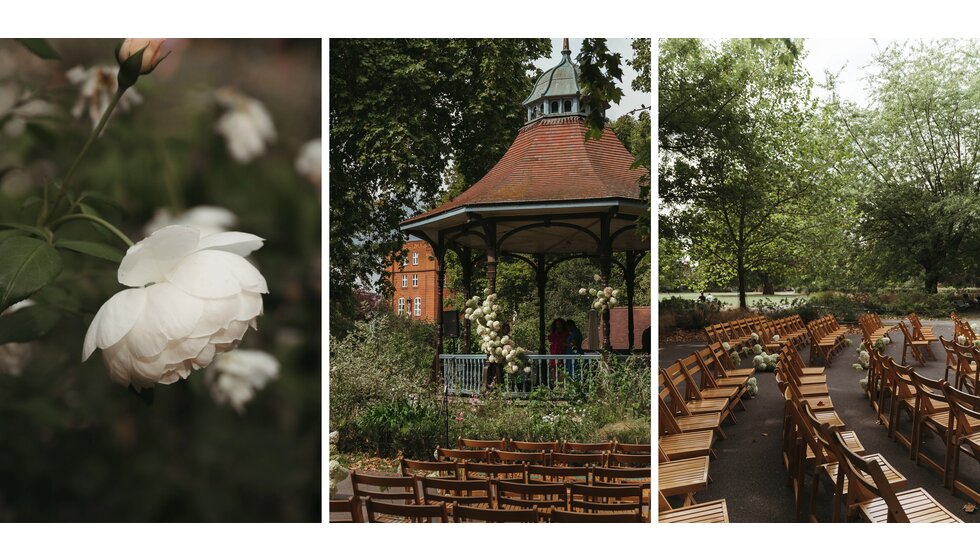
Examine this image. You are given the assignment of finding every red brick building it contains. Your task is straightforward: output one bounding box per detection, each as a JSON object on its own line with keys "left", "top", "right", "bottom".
{"left": 387, "top": 239, "right": 453, "bottom": 322}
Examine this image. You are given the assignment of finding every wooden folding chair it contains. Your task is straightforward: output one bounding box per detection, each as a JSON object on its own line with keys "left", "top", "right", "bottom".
{"left": 452, "top": 503, "right": 538, "bottom": 523}
{"left": 400, "top": 458, "right": 458, "bottom": 479}
{"left": 898, "top": 321, "right": 930, "bottom": 366}
{"left": 660, "top": 367, "right": 732, "bottom": 425}
{"left": 551, "top": 452, "right": 605, "bottom": 467}
{"left": 419, "top": 477, "right": 493, "bottom": 511}
{"left": 608, "top": 452, "right": 651, "bottom": 468}
{"left": 956, "top": 343, "right": 980, "bottom": 394}
{"left": 658, "top": 492, "right": 728, "bottom": 523}
{"left": 494, "top": 480, "right": 567, "bottom": 520}
{"left": 460, "top": 461, "right": 525, "bottom": 483}
{"left": 510, "top": 440, "right": 559, "bottom": 452}
{"left": 437, "top": 447, "right": 491, "bottom": 463}
{"left": 493, "top": 449, "right": 549, "bottom": 465}
{"left": 659, "top": 393, "right": 725, "bottom": 441}
{"left": 457, "top": 437, "right": 507, "bottom": 451}
{"left": 828, "top": 429, "right": 962, "bottom": 523}
{"left": 329, "top": 495, "right": 363, "bottom": 523}
{"left": 350, "top": 470, "right": 419, "bottom": 508}
{"left": 613, "top": 442, "right": 651, "bottom": 454}
{"left": 568, "top": 483, "right": 645, "bottom": 520}
{"left": 526, "top": 464, "right": 590, "bottom": 486}
{"left": 363, "top": 497, "right": 448, "bottom": 523}
{"left": 908, "top": 368, "right": 952, "bottom": 479}
{"left": 563, "top": 441, "right": 613, "bottom": 453}
{"left": 658, "top": 445, "right": 709, "bottom": 507}
{"left": 942, "top": 381, "right": 980, "bottom": 501}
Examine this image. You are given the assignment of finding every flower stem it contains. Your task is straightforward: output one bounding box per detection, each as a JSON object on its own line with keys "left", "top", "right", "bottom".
{"left": 51, "top": 213, "right": 134, "bottom": 248}
{"left": 45, "top": 87, "right": 127, "bottom": 224}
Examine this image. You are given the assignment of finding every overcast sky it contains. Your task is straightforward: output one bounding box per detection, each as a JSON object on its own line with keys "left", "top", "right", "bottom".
{"left": 534, "top": 38, "right": 649, "bottom": 120}
{"left": 801, "top": 38, "right": 899, "bottom": 106}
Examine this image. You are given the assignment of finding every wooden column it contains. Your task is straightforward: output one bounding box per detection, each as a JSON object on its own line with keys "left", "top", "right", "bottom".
{"left": 432, "top": 234, "right": 446, "bottom": 384}
{"left": 535, "top": 253, "right": 547, "bottom": 354}
{"left": 483, "top": 221, "right": 498, "bottom": 293}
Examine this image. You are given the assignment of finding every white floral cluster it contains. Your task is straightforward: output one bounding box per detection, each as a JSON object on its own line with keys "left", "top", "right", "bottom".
{"left": 328, "top": 431, "right": 347, "bottom": 497}
{"left": 751, "top": 343, "right": 777, "bottom": 372}
{"left": 746, "top": 377, "right": 759, "bottom": 397}
{"left": 464, "top": 290, "right": 530, "bottom": 375}
{"left": 578, "top": 274, "right": 620, "bottom": 313}
{"left": 722, "top": 342, "right": 741, "bottom": 367}
{"left": 852, "top": 347, "right": 871, "bottom": 372}
{"left": 874, "top": 336, "right": 891, "bottom": 350}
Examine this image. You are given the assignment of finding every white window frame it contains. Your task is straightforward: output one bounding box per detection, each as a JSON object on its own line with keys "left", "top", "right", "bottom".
{"left": 412, "top": 274, "right": 418, "bottom": 287}
{"left": 401, "top": 274, "right": 407, "bottom": 288}
{"left": 412, "top": 252, "right": 419, "bottom": 266}
{"left": 397, "top": 297, "right": 405, "bottom": 316}
{"left": 414, "top": 297, "right": 422, "bottom": 317}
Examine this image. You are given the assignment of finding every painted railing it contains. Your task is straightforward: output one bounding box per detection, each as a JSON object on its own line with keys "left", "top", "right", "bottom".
{"left": 440, "top": 353, "right": 605, "bottom": 396}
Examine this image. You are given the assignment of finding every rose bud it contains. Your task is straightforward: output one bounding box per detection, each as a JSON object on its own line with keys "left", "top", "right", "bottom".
{"left": 117, "top": 38, "right": 169, "bottom": 75}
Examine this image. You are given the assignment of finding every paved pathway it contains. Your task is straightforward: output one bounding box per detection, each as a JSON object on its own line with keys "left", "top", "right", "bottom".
{"left": 659, "top": 320, "right": 980, "bottom": 523}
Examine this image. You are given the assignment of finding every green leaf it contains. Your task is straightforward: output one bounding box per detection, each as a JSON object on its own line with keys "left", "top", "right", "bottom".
{"left": 0, "top": 222, "right": 49, "bottom": 240}
{"left": 0, "top": 303, "right": 60, "bottom": 344}
{"left": 78, "top": 203, "right": 100, "bottom": 217}
{"left": 0, "top": 236, "right": 63, "bottom": 313}
{"left": 55, "top": 239, "right": 124, "bottom": 264}
{"left": 0, "top": 229, "right": 28, "bottom": 242}
{"left": 15, "top": 39, "right": 60, "bottom": 60}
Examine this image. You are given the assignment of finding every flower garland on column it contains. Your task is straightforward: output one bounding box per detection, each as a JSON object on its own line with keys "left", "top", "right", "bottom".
{"left": 464, "top": 290, "right": 530, "bottom": 376}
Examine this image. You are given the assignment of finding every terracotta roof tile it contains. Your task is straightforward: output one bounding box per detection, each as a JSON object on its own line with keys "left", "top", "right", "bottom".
{"left": 403, "top": 117, "right": 646, "bottom": 225}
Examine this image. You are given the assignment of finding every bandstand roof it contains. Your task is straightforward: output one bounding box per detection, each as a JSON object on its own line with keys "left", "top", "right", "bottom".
{"left": 401, "top": 116, "right": 648, "bottom": 255}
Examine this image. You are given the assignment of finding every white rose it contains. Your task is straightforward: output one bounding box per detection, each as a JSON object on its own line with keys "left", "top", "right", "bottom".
{"left": 609, "top": 297, "right": 618, "bottom": 306}
{"left": 82, "top": 226, "right": 268, "bottom": 389}
{"left": 588, "top": 288, "right": 597, "bottom": 296}
{"left": 593, "top": 274, "right": 601, "bottom": 282}
{"left": 603, "top": 287, "right": 613, "bottom": 296}
{"left": 294, "top": 138, "right": 321, "bottom": 185}
{"left": 612, "top": 289, "right": 620, "bottom": 297}
{"left": 578, "top": 288, "right": 587, "bottom": 295}
{"left": 143, "top": 205, "right": 238, "bottom": 238}
{"left": 66, "top": 65, "right": 144, "bottom": 128}
{"left": 523, "top": 366, "right": 531, "bottom": 373}
{"left": 205, "top": 349, "right": 280, "bottom": 413}
{"left": 593, "top": 301, "right": 602, "bottom": 309}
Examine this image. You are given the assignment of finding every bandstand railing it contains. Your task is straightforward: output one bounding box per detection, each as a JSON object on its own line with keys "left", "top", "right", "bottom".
{"left": 440, "top": 353, "right": 605, "bottom": 397}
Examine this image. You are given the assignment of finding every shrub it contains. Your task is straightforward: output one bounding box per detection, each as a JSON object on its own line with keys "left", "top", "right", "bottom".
{"left": 597, "top": 420, "right": 651, "bottom": 443}
{"left": 329, "top": 313, "right": 437, "bottom": 450}
{"left": 356, "top": 398, "right": 443, "bottom": 459}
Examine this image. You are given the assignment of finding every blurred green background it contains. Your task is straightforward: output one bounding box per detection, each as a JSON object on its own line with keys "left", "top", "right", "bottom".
{"left": 0, "top": 39, "right": 321, "bottom": 521}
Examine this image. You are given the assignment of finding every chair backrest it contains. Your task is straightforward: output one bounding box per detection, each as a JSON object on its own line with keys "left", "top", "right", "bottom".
{"left": 908, "top": 367, "right": 948, "bottom": 414}
{"left": 494, "top": 480, "right": 568, "bottom": 512}
{"left": 452, "top": 503, "right": 538, "bottom": 523}
{"left": 828, "top": 428, "right": 910, "bottom": 522}
{"left": 494, "top": 449, "right": 549, "bottom": 465}
{"left": 608, "top": 452, "right": 651, "bottom": 468}
{"left": 526, "top": 464, "right": 591, "bottom": 485}
{"left": 658, "top": 394, "right": 683, "bottom": 435}
{"left": 400, "top": 458, "right": 458, "bottom": 479}
{"left": 563, "top": 441, "right": 614, "bottom": 453}
{"left": 593, "top": 466, "right": 651, "bottom": 487}
{"left": 941, "top": 381, "right": 980, "bottom": 439}
{"left": 550, "top": 509, "right": 643, "bottom": 522}
{"left": 511, "top": 440, "right": 559, "bottom": 452}
{"left": 568, "top": 483, "right": 644, "bottom": 514}
{"left": 461, "top": 461, "right": 525, "bottom": 482}
{"left": 419, "top": 476, "right": 492, "bottom": 507}
{"left": 437, "top": 447, "right": 490, "bottom": 462}
{"left": 659, "top": 368, "right": 692, "bottom": 416}
{"left": 329, "top": 496, "right": 363, "bottom": 523}
{"left": 363, "top": 497, "right": 448, "bottom": 523}
{"left": 458, "top": 437, "right": 507, "bottom": 451}
{"left": 552, "top": 452, "right": 606, "bottom": 467}
{"left": 613, "top": 442, "right": 651, "bottom": 454}
{"left": 350, "top": 470, "right": 418, "bottom": 503}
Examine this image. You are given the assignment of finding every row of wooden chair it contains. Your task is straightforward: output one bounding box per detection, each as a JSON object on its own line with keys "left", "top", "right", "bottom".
{"left": 805, "top": 315, "right": 848, "bottom": 366}
{"left": 779, "top": 344, "right": 962, "bottom": 522}
{"left": 861, "top": 342, "right": 973, "bottom": 518}
{"left": 333, "top": 494, "right": 644, "bottom": 523}
{"left": 897, "top": 319, "right": 937, "bottom": 366}
{"left": 951, "top": 312, "right": 977, "bottom": 345}
{"left": 455, "top": 437, "right": 642, "bottom": 454}
{"left": 858, "top": 312, "right": 895, "bottom": 344}
{"left": 436, "top": 447, "right": 650, "bottom": 468}
{"left": 705, "top": 315, "right": 810, "bottom": 354}
{"left": 939, "top": 336, "right": 980, "bottom": 394}
{"left": 333, "top": 467, "right": 649, "bottom": 523}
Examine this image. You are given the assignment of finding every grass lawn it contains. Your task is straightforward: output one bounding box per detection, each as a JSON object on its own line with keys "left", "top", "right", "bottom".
{"left": 658, "top": 291, "right": 806, "bottom": 308}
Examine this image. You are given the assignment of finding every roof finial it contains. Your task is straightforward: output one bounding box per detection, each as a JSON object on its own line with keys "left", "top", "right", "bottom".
{"left": 562, "top": 38, "right": 570, "bottom": 54}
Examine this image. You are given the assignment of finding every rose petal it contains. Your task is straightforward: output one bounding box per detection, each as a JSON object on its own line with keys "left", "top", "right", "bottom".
{"left": 195, "top": 231, "right": 264, "bottom": 257}
{"left": 83, "top": 288, "right": 147, "bottom": 360}
{"left": 118, "top": 225, "right": 201, "bottom": 287}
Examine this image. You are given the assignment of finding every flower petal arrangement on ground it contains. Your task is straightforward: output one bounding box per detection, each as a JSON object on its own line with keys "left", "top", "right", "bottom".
{"left": 82, "top": 225, "right": 269, "bottom": 388}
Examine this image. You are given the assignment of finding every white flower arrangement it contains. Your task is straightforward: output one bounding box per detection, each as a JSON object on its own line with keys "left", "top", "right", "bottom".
{"left": 722, "top": 342, "right": 731, "bottom": 351}
{"left": 852, "top": 348, "right": 870, "bottom": 371}
{"left": 772, "top": 334, "right": 780, "bottom": 343}
{"left": 958, "top": 335, "right": 967, "bottom": 345}
{"left": 746, "top": 377, "right": 759, "bottom": 397}
{"left": 750, "top": 332, "right": 760, "bottom": 342}
{"left": 730, "top": 351, "right": 741, "bottom": 366}
{"left": 464, "top": 290, "right": 530, "bottom": 376}
{"left": 579, "top": 274, "right": 620, "bottom": 313}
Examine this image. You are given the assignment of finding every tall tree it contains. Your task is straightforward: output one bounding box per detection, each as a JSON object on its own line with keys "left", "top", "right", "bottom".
{"left": 329, "top": 39, "right": 551, "bottom": 332}
{"left": 659, "top": 39, "right": 842, "bottom": 307}
{"left": 834, "top": 40, "right": 980, "bottom": 293}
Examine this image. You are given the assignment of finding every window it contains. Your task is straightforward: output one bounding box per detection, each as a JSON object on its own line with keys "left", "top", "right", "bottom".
{"left": 414, "top": 297, "right": 422, "bottom": 317}
{"left": 412, "top": 274, "right": 418, "bottom": 287}
{"left": 401, "top": 275, "right": 407, "bottom": 288}
{"left": 541, "top": 103, "right": 545, "bottom": 114}
{"left": 403, "top": 256, "right": 408, "bottom": 267}
{"left": 564, "top": 99, "right": 572, "bottom": 112}
{"left": 412, "top": 252, "right": 419, "bottom": 266}
{"left": 397, "top": 297, "right": 405, "bottom": 316}
{"left": 551, "top": 101, "right": 559, "bottom": 113}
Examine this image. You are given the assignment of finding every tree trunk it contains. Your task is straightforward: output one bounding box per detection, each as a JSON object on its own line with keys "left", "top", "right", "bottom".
{"left": 761, "top": 272, "right": 775, "bottom": 295}
{"left": 925, "top": 269, "right": 940, "bottom": 294}
{"left": 737, "top": 252, "right": 747, "bottom": 309}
